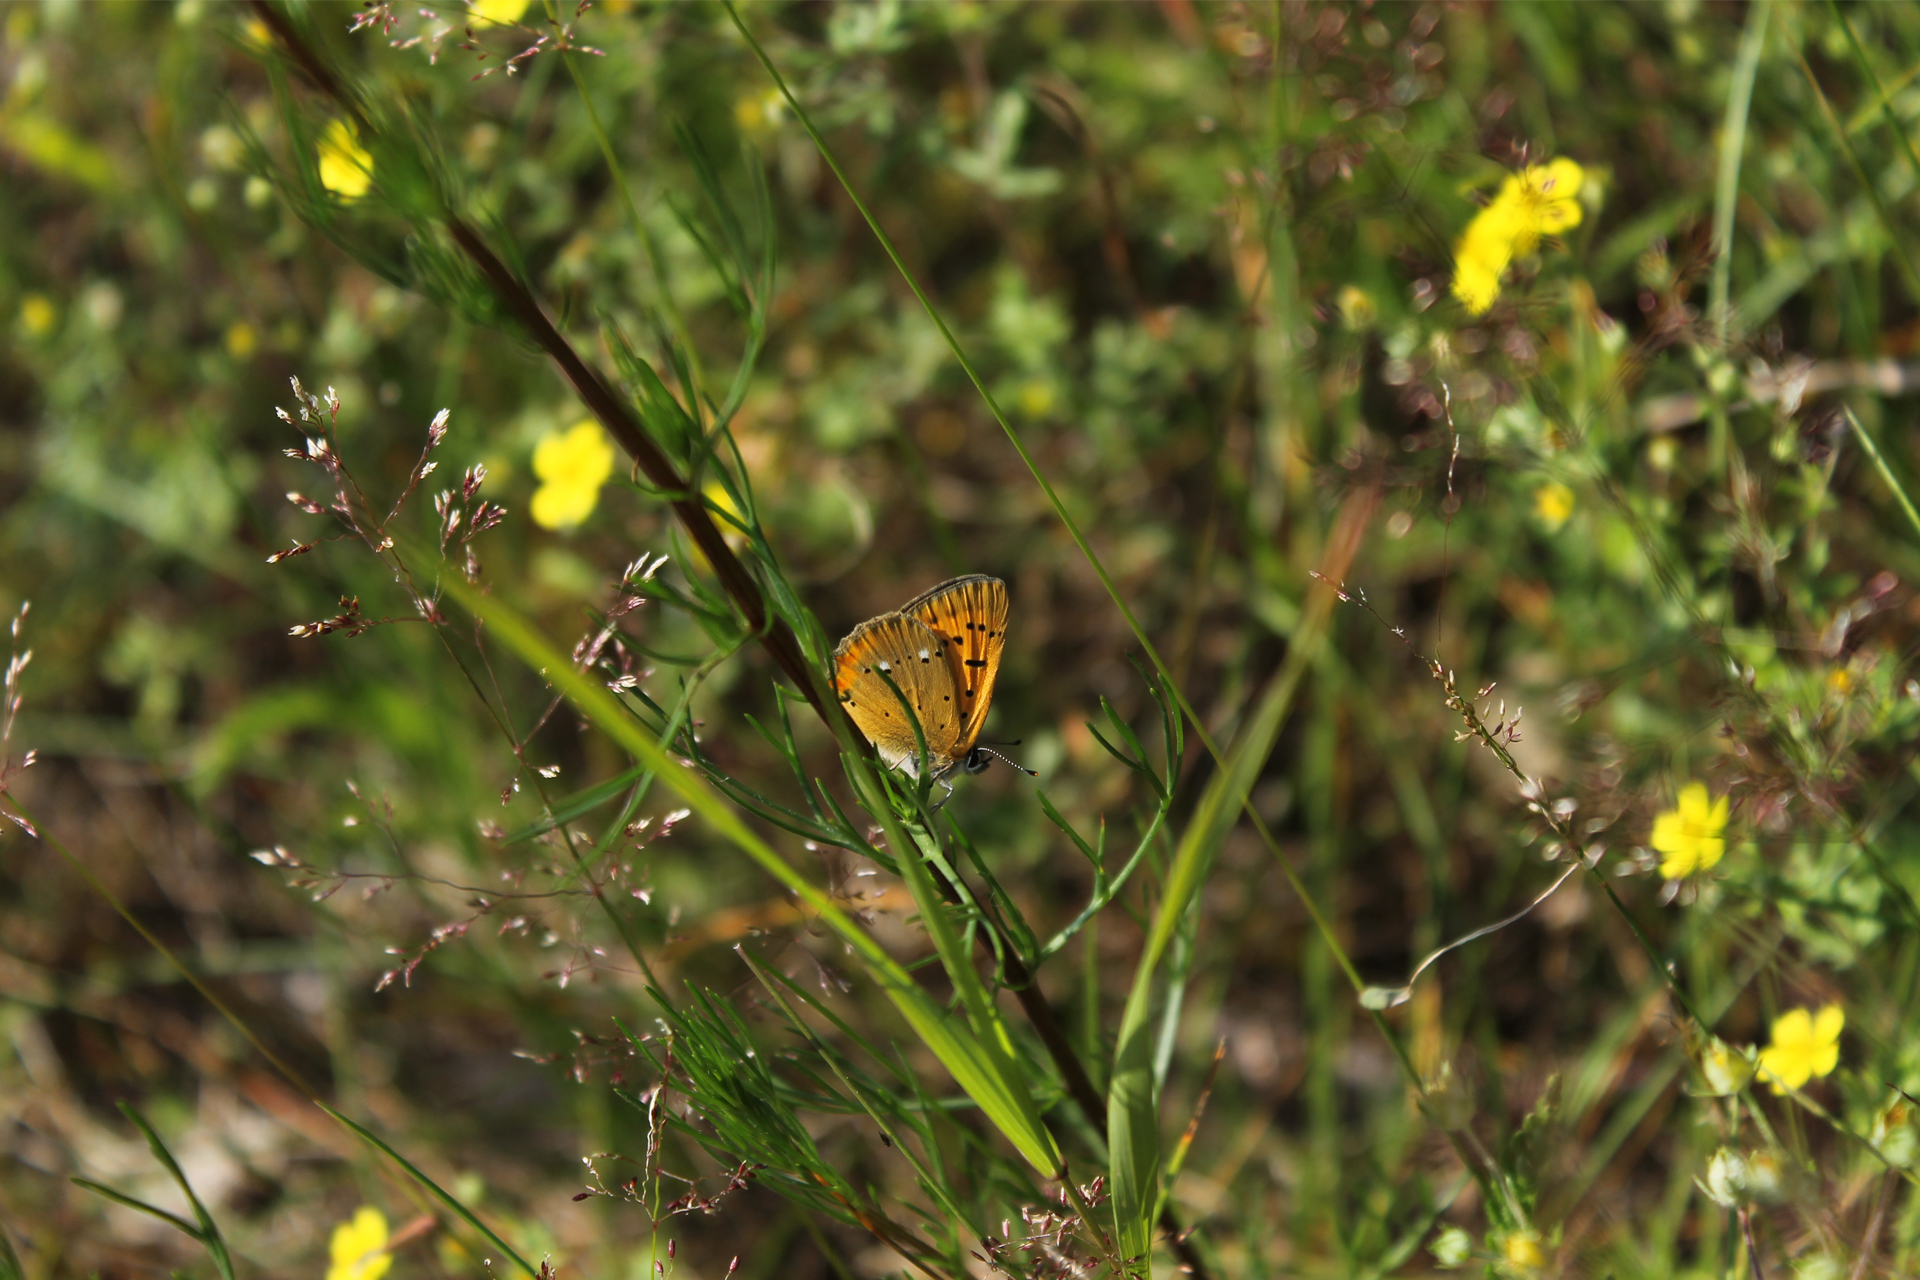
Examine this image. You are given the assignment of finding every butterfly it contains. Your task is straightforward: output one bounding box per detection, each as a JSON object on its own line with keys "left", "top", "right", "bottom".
{"left": 832, "top": 574, "right": 1017, "bottom": 782}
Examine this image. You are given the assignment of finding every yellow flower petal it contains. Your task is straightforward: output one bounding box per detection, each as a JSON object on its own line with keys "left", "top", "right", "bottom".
{"left": 1451, "top": 158, "right": 1586, "bottom": 312}
{"left": 327, "top": 1207, "right": 392, "bottom": 1280}
{"left": 317, "top": 119, "right": 372, "bottom": 202}
{"left": 471, "top": 0, "right": 530, "bottom": 24}
{"left": 1757, "top": 1005, "right": 1844, "bottom": 1093}
{"left": 1533, "top": 481, "right": 1573, "bottom": 530}
{"left": 530, "top": 420, "right": 615, "bottom": 530}
{"left": 19, "top": 293, "right": 56, "bottom": 337}
{"left": 1652, "top": 780, "right": 1729, "bottom": 881}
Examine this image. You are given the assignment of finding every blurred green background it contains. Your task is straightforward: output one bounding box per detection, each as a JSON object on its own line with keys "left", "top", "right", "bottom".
{"left": 5, "top": 1, "right": 1920, "bottom": 1276}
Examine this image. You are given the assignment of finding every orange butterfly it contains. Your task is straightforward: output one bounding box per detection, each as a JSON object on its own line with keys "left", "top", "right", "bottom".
{"left": 832, "top": 575, "right": 1014, "bottom": 782}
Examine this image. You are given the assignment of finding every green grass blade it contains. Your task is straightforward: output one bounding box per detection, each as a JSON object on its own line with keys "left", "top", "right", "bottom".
{"left": 68, "top": 1179, "right": 205, "bottom": 1241}
{"left": 1786, "top": 11, "right": 1920, "bottom": 306}
{"left": 1846, "top": 408, "right": 1920, "bottom": 542}
{"left": 115, "top": 1104, "right": 236, "bottom": 1280}
{"left": 1709, "top": 3, "right": 1766, "bottom": 344}
{"left": 0, "top": 1212, "right": 23, "bottom": 1280}
{"left": 318, "top": 1101, "right": 541, "bottom": 1277}
{"left": 1107, "top": 594, "right": 1329, "bottom": 1262}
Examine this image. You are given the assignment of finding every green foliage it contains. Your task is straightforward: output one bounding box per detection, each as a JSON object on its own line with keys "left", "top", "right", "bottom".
{"left": 9, "top": 2, "right": 1920, "bottom": 1278}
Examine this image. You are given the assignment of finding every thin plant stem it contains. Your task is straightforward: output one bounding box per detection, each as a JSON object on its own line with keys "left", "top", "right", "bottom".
{"left": 1846, "top": 407, "right": 1920, "bottom": 542}
{"left": 7, "top": 795, "right": 541, "bottom": 1277}
{"left": 1785, "top": 12, "right": 1920, "bottom": 306}
{"left": 248, "top": 0, "right": 834, "bottom": 728}
{"left": 555, "top": 38, "right": 712, "bottom": 408}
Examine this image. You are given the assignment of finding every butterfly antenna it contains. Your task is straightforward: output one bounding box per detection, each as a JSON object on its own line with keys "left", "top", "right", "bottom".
{"left": 975, "top": 747, "right": 1038, "bottom": 778}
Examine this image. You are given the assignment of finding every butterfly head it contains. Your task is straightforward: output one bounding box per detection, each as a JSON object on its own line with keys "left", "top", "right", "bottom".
{"left": 963, "top": 744, "right": 1036, "bottom": 778}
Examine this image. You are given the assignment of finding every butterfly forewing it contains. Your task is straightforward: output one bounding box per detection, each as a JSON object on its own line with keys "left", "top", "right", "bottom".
{"left": 832, "top": 613, "right": 966, "bottom": 776}
{"left": 900, "top": 575, "right": 1008, "bottom": 755}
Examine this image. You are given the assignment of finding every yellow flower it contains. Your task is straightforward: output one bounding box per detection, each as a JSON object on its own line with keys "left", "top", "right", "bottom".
{"left": 1651, "top": 781, "right": 1728, "bottom": 879}
{"left": 1500, "top": 1229, "right": 1546, "bottom": 1275}
{"left": 1336, "top": 284, "right": 1376, "bottom": 330}
{"left": 530, "top": 420, "right": 615, "bottom": 530}
{"left": 470, "top": 0, "right": 530, "bottom": 25}
{"left": 225, "top": 322, "right": 256, "bottom": 359}
{"left": 1015, "top": 376, "right": 1056, "bottom": 419}
{"left": 1757, "top": 1005, "right": 1843, "bottom": 1094}
{"left": 1451, "top": 158, "right": 1585, "bottom": 315}
{"left": 734, "top": 88, "right": 786, "bottom": 138}
{"left": 1533, "top": 481, "right": 1573, "bottom": 530}
{"left": 327, "top": 1206, "right": 392, "bottom": 1280}
{"left": 703, "top": 478, "right": 748, "bottom": 545}
{"left": 317, "top": 120, "right": 373, "bottom": 202}
{"left": 19, "top": 293, "right": 56, "bottom": 337}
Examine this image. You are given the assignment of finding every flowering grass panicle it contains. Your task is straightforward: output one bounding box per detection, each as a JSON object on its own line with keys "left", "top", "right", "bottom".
{"left": 1757, "top": 1005, "right": 1843, "bottom": 1094}
{"left": 1451, "top": 158, "right": 1585, "bottom": 315}
{"left": 326, "top": 1206, "right": 392, "bottom": 1280}
{"left": 1698, "top": 1038, "right": 1756, "bottom": 1096}
{"left": 1651, "top": 781, "right": 1728, "bottom": 879}
{"left": 530, "top": 420, "right": 615, "bottom": 530}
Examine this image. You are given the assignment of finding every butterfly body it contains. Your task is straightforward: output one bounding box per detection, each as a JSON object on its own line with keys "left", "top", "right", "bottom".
{"left": 833, "top": 575, "right": 1008, "bottom": 781}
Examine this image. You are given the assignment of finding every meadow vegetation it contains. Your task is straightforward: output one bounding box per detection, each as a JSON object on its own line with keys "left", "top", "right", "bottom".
{"left": 3, "top": 2, "right": 1920, "bottom": 1277}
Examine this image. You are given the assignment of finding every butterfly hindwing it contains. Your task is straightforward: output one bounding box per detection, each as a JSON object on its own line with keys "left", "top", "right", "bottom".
{"left": 900, "top": 575, "right": 1008, "bottom": 755}
{"left": 832, "top": 613, "right": 965, "bottom": 775}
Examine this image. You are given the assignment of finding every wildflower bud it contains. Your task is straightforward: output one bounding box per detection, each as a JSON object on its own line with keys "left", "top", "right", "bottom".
{"left": 1698, "top": 1039, "right": 1754, "bottom": 1096}
{"left": 1499, "top": 1229, "right": 1546, "bottom": 1274}
{"left": 1872, "top": 1096, "right": 1918, "bottom": 1168}
{"left": 1429, "top": 1225, "right": 1473, "bottom": 1268}
{"left": 1700, "top": 1147, "right": 1749, "bottom": 1207}
{"left": 1744, "top": 1149, "right": 1782, "bottom": 1202}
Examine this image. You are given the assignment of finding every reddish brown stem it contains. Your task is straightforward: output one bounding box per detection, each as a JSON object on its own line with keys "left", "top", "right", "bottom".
{"left": 248, "top": 0, "right": 833, "bottom": 730}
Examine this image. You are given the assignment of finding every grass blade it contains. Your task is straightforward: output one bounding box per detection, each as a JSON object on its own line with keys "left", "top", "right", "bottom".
{"left": 1709, "top": 2, "right": 1766, "bottom": 344}
{"left": 318, "top": 1102, "right": 540, "bottom": 1276}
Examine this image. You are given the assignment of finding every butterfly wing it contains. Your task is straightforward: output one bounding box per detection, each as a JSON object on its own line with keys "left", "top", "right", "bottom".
{"left": 900, "top": 575, "right": 1008, "bottom": 754}
{"left": 832, "top": 613, "right": 966, "bottom": 776}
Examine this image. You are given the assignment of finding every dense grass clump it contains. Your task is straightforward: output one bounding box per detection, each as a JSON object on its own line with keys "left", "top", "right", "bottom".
{"left": 4, "top": 4, "right": 1920, "bottom": 1277}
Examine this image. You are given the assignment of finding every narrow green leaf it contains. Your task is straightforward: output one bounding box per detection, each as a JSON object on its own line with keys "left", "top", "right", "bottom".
{"left": 1107, "top": 619, "right": 1323, "bottom": 1264}
{"left": 504, "top": 762, "right": 646, "bottom": 842}
{"left": 68, "top": 1180, "right": 204, "bottom": 1241}
{"left": 318, "top": 1102, "right": 541, "bottom": 1277}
